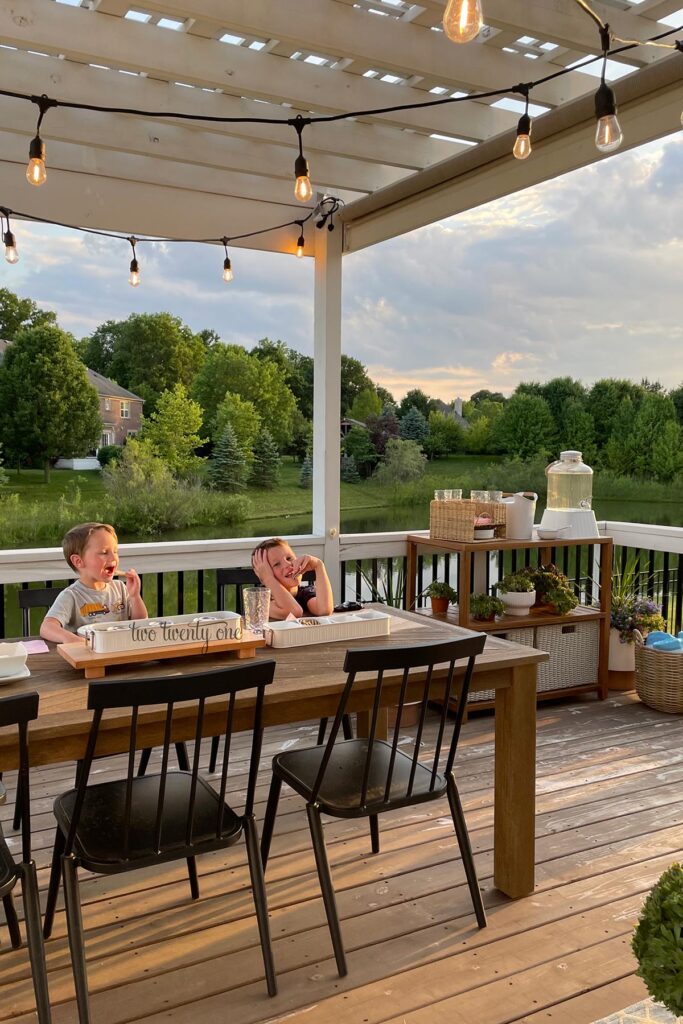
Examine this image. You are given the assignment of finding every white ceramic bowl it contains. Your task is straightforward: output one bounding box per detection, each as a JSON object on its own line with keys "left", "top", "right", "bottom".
{"left": 536, "top": 526, "right": 571, "bottom": 540}
{"left": 0, "top": 642, "right": 28, "bottom": 677}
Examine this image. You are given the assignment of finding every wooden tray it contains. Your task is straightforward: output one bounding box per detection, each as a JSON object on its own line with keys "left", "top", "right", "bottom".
{"left": 58, "top": 633, "right": 266, "bottom": 679}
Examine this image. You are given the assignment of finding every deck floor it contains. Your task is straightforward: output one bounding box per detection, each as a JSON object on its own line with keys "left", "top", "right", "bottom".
{"left": 2, "top": 691, "right": 682, "bottom": 1024}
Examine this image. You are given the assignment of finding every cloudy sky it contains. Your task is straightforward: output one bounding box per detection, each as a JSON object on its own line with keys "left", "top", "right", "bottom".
{"left": 5, "top": 131, "right": 682, "bottom": 402}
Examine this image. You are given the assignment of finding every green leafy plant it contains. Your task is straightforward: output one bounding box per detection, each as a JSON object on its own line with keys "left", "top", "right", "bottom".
{"left": 496, "top": 572, "right": 535, "bottom": 595}
{"left": 632, "top": 863, "right": 683, "bottom": 1016}
{"left": 423, "top": 581, "right": 458, "bottom": 602}
{"left": 358, "top": 561, "right": 406, "bottom": 609}
{"left": 519, "top": 564, "right": 578, "bottom": 614}
{"left": 611, "top": 556, "right": 666, "bottom": 642}
{"left": 470, "top": 594, "right": 505, "bottom": 620}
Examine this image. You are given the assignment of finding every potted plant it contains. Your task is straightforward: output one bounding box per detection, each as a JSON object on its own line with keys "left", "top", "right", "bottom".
{"left": 423, "top": 580, "right": 458, "bottom": 614}
{"left": 470, "top": 593, "right": 505, "bottom": 622}
{"left": 519, "top": 564, "right": 578, "bottom": 616}
{"left": 632, "top": 862, "right": 683, "bottom": 1018}
{"left": 495, "top": 572, "right": 536, "bottom": 617}
{"left": 609, "top": 560, "right": 666, "bottom": 672}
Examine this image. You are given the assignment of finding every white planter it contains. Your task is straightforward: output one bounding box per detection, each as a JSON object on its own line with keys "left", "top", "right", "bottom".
{"left": 609, "top": 627, "right": 636, "bottom": 672}
{"left": 499, "top": 590, "right": 536, "bottom": 617}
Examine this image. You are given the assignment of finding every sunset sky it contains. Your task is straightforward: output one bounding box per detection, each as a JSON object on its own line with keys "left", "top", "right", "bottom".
{"left": 6, "top": 130, "right": 682, "bottom": 403}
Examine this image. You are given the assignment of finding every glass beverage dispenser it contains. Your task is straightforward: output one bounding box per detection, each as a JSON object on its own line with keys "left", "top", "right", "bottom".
{"left": 539, "top": 450, "right": 600, "bottom": 539}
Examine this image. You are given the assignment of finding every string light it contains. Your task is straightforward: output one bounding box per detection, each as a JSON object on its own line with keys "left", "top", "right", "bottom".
{"left": 442, "top": 0, "right": 483, "bottom": 44}
{"left": 222, "top": 237, "right": 233, "bottom": 282}
{"left": 293, "top": 115, "right": 313, "bottom": 203}
{"left": 513, "top": 88, "right": 532, "bottom": 161}
{"left": 128, "top": 236, "right": 140, "bottom": 287}
{"left": 295, "top": 223, "right": 305, "bottom": 258}
{"left": 594, "top": 25, "right": 623, "bottom": 153}
{"left": 1, "top": 210, "right": 18, "bottom": 263}
{"left": 25, "top": 95, "right": 54, "bottom": 187}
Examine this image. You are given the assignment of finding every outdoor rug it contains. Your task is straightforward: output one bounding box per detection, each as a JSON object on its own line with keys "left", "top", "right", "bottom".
{"left": 593, "top": 999, "right": 682, "bottom": 1023}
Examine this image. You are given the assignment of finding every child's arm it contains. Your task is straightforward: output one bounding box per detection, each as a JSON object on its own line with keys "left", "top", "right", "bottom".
{"left": 40, "top": 616, "right": 85, "bottom": 645}
{"left": 122, "top": 570, "right": 148, "bottom": 620}
{"left": 252, "top": 549, "right": 304, "bottom": 619}
{"left": 296, "top": 555, "right": 334, "bottom": 616}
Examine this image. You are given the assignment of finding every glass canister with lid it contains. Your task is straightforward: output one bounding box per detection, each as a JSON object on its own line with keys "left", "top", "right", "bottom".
{"left": 545, "top": 450, "right": 593, "bottom": 511}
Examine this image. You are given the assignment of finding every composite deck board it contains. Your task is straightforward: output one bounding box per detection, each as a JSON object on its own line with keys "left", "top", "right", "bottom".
{"left": 1, "top": 693, "right": 680, "bottom": 1023}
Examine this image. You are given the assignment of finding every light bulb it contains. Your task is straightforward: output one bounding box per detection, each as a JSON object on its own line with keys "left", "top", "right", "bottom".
{"left": 442, "top": 0, "right": 483, "bottom": 43}
{"left": 296, "top": 234, "right": 305, "bottom": 258}
{"left": 223, "top": 256, "right": 233, "bottom": 282}
{"left": 294, "top": 153, "right": 313, "bottom": 203}
{"left": 26, "top": 136, "right": 46, "bottom": 187}
{"left": 594, "top": 82, "right": 623, "bottom": 154}
{"left": 3, "top": 231, "right": 18, "bottom": 264}
{"left": 128, "top": 258, "right": 140, "bottom": 287}
{"left": 513, "top": 113, "right": 532, "bottom": 160}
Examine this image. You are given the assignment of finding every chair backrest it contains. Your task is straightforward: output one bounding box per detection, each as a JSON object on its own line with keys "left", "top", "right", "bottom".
{"left": 0, "top": 692, "right": 39, "bottom": 862}
{"left": 312, "top": 635, "right": 486, "bottom": 809}
{"left": 217, "top": 567, "right": 315, "bottom": 614}
{"left": 17, "top": 586, "right": 65, "bottom": 637}
{"left": 63, "top": 661, "right": 275, "bottom": 858}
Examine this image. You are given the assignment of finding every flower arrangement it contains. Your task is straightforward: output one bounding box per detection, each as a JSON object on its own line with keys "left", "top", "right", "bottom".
{"left": 632, "top": 862, "right": 683, "bottom": 1016}
{"left": 611, "top": 596, "right": 665, "bottom": 644}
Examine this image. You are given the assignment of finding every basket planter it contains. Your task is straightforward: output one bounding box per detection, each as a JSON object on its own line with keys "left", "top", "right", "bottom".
{"left": 634, "top": 632, "right": 683, "bottom": 714}
{"left": 499, "top": 591, "right": 536, "bottom": 617}
{"left": 609, "top": 627, "right": 636, "bottom": 672}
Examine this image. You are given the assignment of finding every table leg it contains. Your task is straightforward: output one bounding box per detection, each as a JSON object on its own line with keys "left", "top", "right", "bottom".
{"left": 493, "top": 662, "right": 536, "bottom": 898}
{"left": 357, "top": 709, "right": 388, "bottom": 741}
{"left": 406, "top": 542, "right": 418, "bottom": 611}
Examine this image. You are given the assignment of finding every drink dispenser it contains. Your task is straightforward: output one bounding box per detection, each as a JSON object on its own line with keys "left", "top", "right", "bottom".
{"left": 539, "top": 450, "right": 599, "bottom": 539}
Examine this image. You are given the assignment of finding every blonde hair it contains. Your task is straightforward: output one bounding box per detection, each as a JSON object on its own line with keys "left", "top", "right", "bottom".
{"left": 62, "top": 522, "right": 117, "bottom": 571}
{"left": 251, "top": 537, "right": 287, "bottom": 559}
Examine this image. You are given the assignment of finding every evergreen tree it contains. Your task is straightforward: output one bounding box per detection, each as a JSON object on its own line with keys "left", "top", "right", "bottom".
{"left": 249, "top": 429, "right": 281, "bottom": 489}
{"left": 299, "top": 453, "right": 313, "bottom": 489}
{"left": 340, "top": 452, "right": 360, "bottom": 483}
{"left": 399, "top": 406, "right": 429, "bottom": 446}
{"left": 208, "top": 424, "right": 248, "bottom": 492}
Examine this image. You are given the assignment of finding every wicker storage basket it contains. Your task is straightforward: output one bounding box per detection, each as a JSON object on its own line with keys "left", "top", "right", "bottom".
{"left": 468, "top": 627, "right": 536, "bottom": 704}
{"left": 430, "top": 499, "right": 506, "bottom": 542}
{"left": 535, "top": 620, "right": 599, "bottom": 693}
{"left": 634, "top": 631, "right": 683, "bottom": 714}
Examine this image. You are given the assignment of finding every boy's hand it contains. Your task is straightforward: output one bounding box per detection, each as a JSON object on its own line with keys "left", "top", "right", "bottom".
{"left": 294, "top": 554, "right": 321, "bottom": 576}
{"left": 122, "top": 569, "right": 141, "bottom": 598}
{"left": 252, "top": 548, "right": 275, "bottom": 583}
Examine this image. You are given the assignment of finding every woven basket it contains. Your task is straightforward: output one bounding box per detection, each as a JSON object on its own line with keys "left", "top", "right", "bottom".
{"left": 430, "top": 499, "right": 506, "bottom": 542}
{"left": 634, "top": 630, "right": 683, "bottom": 714}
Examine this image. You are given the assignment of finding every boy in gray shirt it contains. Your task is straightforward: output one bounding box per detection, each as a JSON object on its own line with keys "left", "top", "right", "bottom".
{"left": 41, "top": 522, "right": 147, "bottom": 643}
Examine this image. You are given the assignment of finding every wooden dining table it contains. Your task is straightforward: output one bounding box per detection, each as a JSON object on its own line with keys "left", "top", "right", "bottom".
{"left": 0, "top": 607, "right": 547, "bottom": 899}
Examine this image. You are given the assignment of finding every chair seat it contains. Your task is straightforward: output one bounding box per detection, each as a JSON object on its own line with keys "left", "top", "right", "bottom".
{"left": 55, "top": 771, "right": 242, "bottom": 873}
{"left": 273, "top": 739, "right": 447, "bottom": 817}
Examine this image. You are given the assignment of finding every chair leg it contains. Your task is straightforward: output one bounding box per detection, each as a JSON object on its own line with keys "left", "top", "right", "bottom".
{"left": 208, "top": 736, "right": 220, "bottom": 774}
{"left": 174, "top": 743, "right": 190, "bottom": 772}
{"left": 316, "top": 718, "right": 328, "bottom": 746}
{"left": 13, "top": 786, "right": 22, "bottom": 832}
{"left": 369, "top": 815, "right": 380, "bottom": 855}
{"left": 244, "top": 815, "right": 277, "bottom": 997}
{"left": 62, "top": 855, "right": 91, "bottom": 1024}
{"left": 446, "top": 774, "right": 487, "bottom": 929}
{"left": 186, "top": 857, "right": 199, "bottom": 900}
{"left": 341, "top": 714, "right": 353, "bottom": 741}
{"left": 260, "top": 775, "right": 282, "bottom": 870}
{"left": 43, "top": 829, "right": 66, "bottom": 940}
{"left": 136, "top": 748, "right": 152, "bottom": 777}
{"left": 306, "top": 803, "right": 347, "bottom": 977}
{"left": 21, "top": 861, "right": 53, "bottom": 1023}
{"left": 3, "top": 890, "right": 22, "bottom": 949}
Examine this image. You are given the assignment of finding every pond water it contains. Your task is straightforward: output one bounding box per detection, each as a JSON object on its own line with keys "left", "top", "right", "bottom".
{"left": 132, "top": 496, "right": 683, "bottom": 545}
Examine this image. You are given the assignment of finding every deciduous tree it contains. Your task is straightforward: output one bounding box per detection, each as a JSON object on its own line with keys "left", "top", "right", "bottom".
{"left": 214, "top": 392, "right": 261, "bottom": 460}
{"left": 140, "top": 383, "right": 206, "bottom": 478}
{"left": 348, "top": 387, "right": 382, "bottom": 423}
{"left": 0, "top": 288, "right": 57, "bottom": 341}
{"left": 494, "top": 394, "right": 555, "bottom": 460}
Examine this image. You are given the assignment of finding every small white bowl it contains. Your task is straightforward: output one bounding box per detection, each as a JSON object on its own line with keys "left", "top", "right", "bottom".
{"left": 0, "top": 642, "right": 28, "bottom": 678}
{"left": 474, "top": 527, "right": 495, "bottom": 539}
{"left": 536, "top": 526, "right": 571, "bottom": 540}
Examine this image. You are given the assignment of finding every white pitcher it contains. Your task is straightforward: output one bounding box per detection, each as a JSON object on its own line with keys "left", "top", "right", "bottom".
{"left": 502, "top": 492, "right": 538, "bottom": 540}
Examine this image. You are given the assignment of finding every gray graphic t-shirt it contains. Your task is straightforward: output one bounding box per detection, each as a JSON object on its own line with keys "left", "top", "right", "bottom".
{"left": 46, "top": 580, "right": 131, "bottom": 634}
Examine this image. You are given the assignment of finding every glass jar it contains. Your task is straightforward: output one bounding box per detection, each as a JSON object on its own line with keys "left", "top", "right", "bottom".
{"left": 545, "top": 450, "right": 593, "bottom": 511}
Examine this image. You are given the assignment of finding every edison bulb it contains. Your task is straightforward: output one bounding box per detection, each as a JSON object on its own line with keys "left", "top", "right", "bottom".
{"left": 296, "top": 236, "right": 305, "bottom": 259}
{"left": 26, "top": 136, "right": 46, "bottom": 186}
{"left": 129, "top": 261, "right": 140, "bottom": 287}
{"left": 513, "top": 133, "right": 531, "bottom": 160}
{"left": 4, "top": 233, "right": 18, "bottom": 264}
{"left": 295, "top": 174, "right": 313, "bottom": 203}
{"left": 595, "top": 115, "right": 623, "bottom": 153}
{"left": 442, "top": 0, "right": 483, "bottom": 43}
{"left": 223, "top": 257, "right": 233, "bottom": 282}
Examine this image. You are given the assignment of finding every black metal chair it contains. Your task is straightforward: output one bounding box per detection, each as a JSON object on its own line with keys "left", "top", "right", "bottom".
{"left": 260, "top": 635, "right": 487, "bottom": 977}
{"left": 0, "top": 692, "right": 52, "bottom": 1022}
{"left": 42, "top": 662, "right": 277, "bottom": 1021}
{"left": 212, "top": 566, "right": 351, "bottom": 771}
{"left": 17, "top": 586, "right": 65, "bottom": 638}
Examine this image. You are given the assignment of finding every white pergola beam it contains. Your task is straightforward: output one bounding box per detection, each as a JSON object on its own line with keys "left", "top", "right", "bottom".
{"left": 342, "top": 54, "right": 683, "bottom": 251}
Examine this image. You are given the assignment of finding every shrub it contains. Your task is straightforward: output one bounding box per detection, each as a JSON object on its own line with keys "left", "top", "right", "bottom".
{"left": 632, "top": 863, "right": 683, "bottom": 1016}
{"left": 374, "top": 439, "right": 426, "bottom": 486}
{"left": 97, "top": 444, "right": 122, "bottom": 467}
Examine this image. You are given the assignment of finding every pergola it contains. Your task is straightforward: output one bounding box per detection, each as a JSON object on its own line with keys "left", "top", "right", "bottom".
{"left": 0, "top": 0, "right": 681, "bottom": 590}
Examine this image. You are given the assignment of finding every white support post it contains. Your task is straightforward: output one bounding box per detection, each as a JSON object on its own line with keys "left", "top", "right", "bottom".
{"left": 312, "top": 223, "right": 343, "bottom": 599}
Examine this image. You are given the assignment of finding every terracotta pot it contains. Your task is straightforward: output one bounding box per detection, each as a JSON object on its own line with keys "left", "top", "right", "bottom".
{"left": 430, "top": 596, "right": 449, "bottom": 615}
{"left": 609, "top": 627, "right": 636, "bottom": 672}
